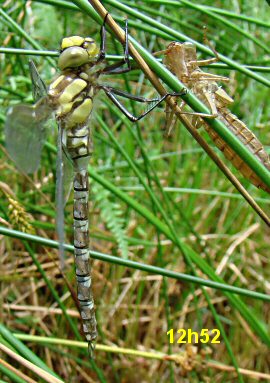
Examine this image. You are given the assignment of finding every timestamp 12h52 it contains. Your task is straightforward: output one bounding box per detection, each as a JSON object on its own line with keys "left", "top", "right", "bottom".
{"left": 167, "top": 329, "right": 221, "bottom": 344}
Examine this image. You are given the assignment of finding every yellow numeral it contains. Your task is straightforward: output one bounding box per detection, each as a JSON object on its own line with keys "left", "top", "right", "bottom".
{"left": 211, "top": 329, "right": 221, "bottom": 343}
{"left": 177, "top": 329, "right": 186, "bottom": 343}
{"left": 167, "top": 329, "right": 174, "bottom": 344}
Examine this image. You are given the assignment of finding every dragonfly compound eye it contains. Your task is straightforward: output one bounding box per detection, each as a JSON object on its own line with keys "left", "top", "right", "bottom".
{"left": 58, "top": 47, "right": 89, "bottom": 70}
{"left": 58, "top": 36, "right": 99, "bottom": 70}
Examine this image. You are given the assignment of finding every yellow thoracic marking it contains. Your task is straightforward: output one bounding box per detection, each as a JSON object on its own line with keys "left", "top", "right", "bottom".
{"left": 80, "top": 72, "right": 89, "bottom": 80}
{"left": 61, "top": 36, "right": 84, "bottom": 50}
{"left": 67, "top": 98, "right": 93, "bottom": 127}
{"left": 88, "top": 87, "right": 94, "bottom": 97}
{"left": 50, "top": 75, "right": 65, "bottom": 89}
{"left": 58, "top": 101, "right": 74, "bottom": 115}
{"left": 59, "top": 79, "right": 87, "bottom": 104}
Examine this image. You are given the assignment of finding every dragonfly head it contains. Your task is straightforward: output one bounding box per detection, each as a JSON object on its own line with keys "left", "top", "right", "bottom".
{"left": 182, "top": 42, "right": 197, "bottom": 63}
{"left": 58, "top": 36, "right": 99, "bottom": 70}
{"left": 164, "top": 42, "right": 188, "bottom": 79}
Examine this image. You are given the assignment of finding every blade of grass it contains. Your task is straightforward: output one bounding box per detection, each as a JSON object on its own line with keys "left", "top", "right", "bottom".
{"left": 0, "top": 359, "right": 28, "bottom": 383}
{"left": 2, "top": 47, "right": 270, "bottom": 73}
{"left": 121, "top": 186, "right": 270, "bottom": 204}
{"left": 0, "top": 342, "right": 64, "bottom": 383}
{"left": 22, "top": 243, "right": 81, "bottom": 340}
{"left": 0, "top": 226, "right": 269, "bottom": 302}
{"left": 145, "top": 0, "right": 270, "bottom": 28}
{"left": 127, "top": 0, "right": 270, "bottom": 53}
{"left": 0, "top": 8, "right": 55, "bottom": 67}
{"left": 0, "top": 323, "right": 61, "bottom": 379}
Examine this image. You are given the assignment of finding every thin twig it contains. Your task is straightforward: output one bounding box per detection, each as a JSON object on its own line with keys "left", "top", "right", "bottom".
{"left": 0, "top": 342, "right": 64, "bottom": 383}
{"left": 0, "top": 357, "right": 37, "bottom": 383}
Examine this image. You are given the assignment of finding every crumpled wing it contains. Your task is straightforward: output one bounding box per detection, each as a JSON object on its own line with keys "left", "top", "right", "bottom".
{"left": 29, "top": 60, "right": 47, "bottom": 102}
{"left": 5, "top": 103, "right": 50, "bottom": 174}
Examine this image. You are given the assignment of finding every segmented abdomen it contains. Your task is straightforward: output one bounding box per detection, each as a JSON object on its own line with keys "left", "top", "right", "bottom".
{"left": 192, "top": 85, "right": 270, "bottom": 193}
{"left": 48, "top": 71, "right": 97, "bottom": 342}
{"left": 204, "top": 108, "right": 270, "bottom": 193}
{"left": 72, "top": 151, "right": 97, "bottom": 343}
{"left": 67, "top": 124, "right": 97, "bottom": 343}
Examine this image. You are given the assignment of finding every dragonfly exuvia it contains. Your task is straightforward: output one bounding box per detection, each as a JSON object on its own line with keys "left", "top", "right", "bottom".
{"left": 5, "top": 17, "right": 185, "bottom": 355}
{"left": 162, "top": 41, "right": 270, "bottom": 193}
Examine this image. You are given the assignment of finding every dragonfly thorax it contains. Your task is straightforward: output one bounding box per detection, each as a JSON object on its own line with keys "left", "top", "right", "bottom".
{"left": 48, "top": 69, "right": 94, "bottom": 130}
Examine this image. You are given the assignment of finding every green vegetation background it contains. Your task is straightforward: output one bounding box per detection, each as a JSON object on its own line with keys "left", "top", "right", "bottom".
{"left": 0, "top": 0, "right": 269, "bottom": 382}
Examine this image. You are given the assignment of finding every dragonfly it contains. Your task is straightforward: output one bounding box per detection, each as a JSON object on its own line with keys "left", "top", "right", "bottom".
{"left": 4, "top": 17, "right": 185, "bottom": 355}
{"left": 162, "top": 41, "right": 270, "bottom": 193}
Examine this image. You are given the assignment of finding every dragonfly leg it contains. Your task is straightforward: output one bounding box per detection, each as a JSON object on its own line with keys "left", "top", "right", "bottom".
{"left": 165, "top": 107, "right": 177, "bottom": 136}
{"left": 192, "top": 57, "right": 219, "bottom": 67}
{"left": 100, "top": 86, "right": 161, "bottom": 103}
{"left": 194, "top": 72, "right": 230, "bottom": 82}
{"left": 176, "top": 93, "right": 218, "bottom": 120}
{"left": 203, "top": 91, "right": 218, "bottom": 117}
{"left": 165, "top": 100, "right": 185, "bottom": 135}
{"left": 100, "top": 19, "right": 132, "bottom": 75}
{"left": 174, "top": 110, "right": 217, "bottom": 119}
{"left": 102, "top": 85, "right": 187, "bottom": 122}
{"left": 97, "top": 13, "right": 108, "bottom": 62}
{"left": 165, "top": 95, "right": 217, "bottom": 130}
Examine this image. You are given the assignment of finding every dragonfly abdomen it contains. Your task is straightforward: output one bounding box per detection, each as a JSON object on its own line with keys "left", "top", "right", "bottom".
{"left": 73, "top": 168, "right": 97, "bottom": 342}
{"left": 66, "top": 123, "right": 97, "bottom": 343}
{"left": 204, "top": 110, "right": 270, "bottom": 193}
{"left": 192, "top": 85, "right": 270, "bottom": 192}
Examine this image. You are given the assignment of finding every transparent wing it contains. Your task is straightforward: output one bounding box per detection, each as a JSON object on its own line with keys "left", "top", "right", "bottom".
{"left": 61, "top": 127, "right": 74, "bottom": 205}
{"left": 56, "top": 125, "right": 74, "bottom": 205}
{"left": 56, "top": 123, "right": 65, "bottom": 270}
{"left": 29, "top": 60, "right": 47, "bottom": 102}
{"left": 5, "top": 61, "right": 51, "bottom": 173}
{"left": 62, "top": 149, "right": 74, "bottom": 204}
{"left": 5, "top": 103, "right": 51, "bottom": 174}
{"left": 56, "top": 122, "right": 74, "bottom": 270}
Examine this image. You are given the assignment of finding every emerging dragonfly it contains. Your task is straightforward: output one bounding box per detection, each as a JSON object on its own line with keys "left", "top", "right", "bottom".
{"left": 5, "top": 18, "right": 184, "bottom": 354}
{"left": 162, "top": 41, "right": 270, "bottom": 193}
